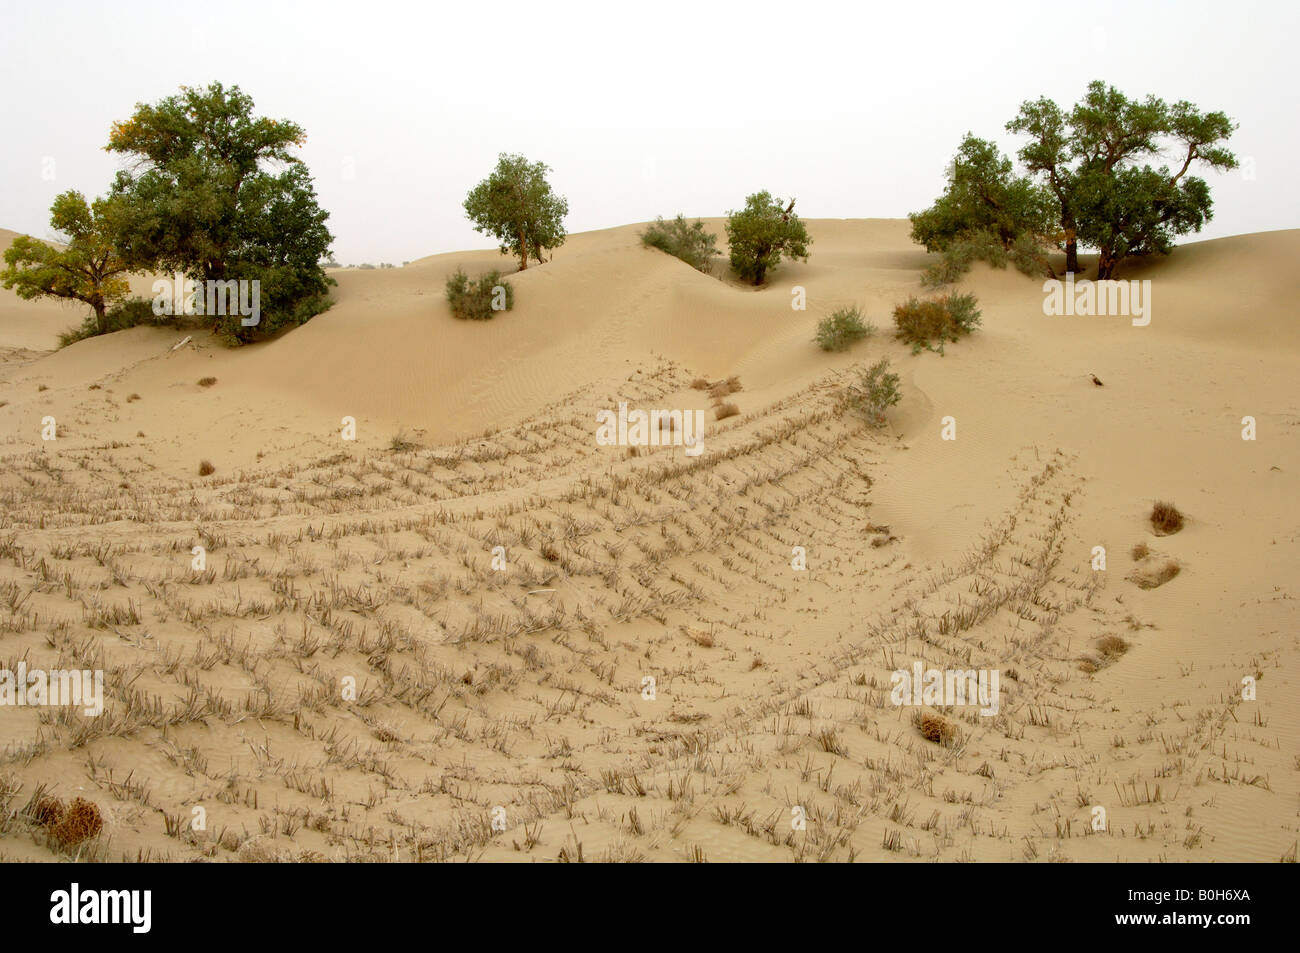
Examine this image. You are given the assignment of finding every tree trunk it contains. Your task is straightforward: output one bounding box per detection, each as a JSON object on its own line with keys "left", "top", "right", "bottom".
{"left": 1096, "top": 249, "right": 1118, "bottom": 280}
{"left": 91, "top": 297, "right": 107, "bottom": 335}
{"left": 1064, "top": 229, "right": 1079, "bottom": 276}
{"left": 518, "top": 228, "right": 528, "bottom": 271}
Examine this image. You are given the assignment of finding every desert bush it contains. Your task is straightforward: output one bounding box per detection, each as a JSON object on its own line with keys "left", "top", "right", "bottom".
{"left": 714, "top": 402, "right": 740, "bottom": 420}
{"left": 815, "top": 306, "right": 874, "bottom": 351}
{"left": 919, "top": 231, "right": 1009, "bottom": 288}
{"left": 920, "top": 246, "right": 974, "bottom": 289}
{"left": 845, "top": 358, "right": 901, "bottom": 427}
{"left": 1097, "top": 635, "right": 1130, "bottom": 658}
{"left": 1150, "top": 501, "right": 1184, "bottom": 535}
{"left": 198, "top": 376, "right": 217, "bottom": 387}
{"left": 915, "top": 711, "right": 956, "bottom": 745}
{"left": 49, "top": 797, "right": 103, "bottom": 849}
{"left": 57, "top": 296, "right": 178, "bottom": 348}
{"left": 893, "top": 292, "right": 981, "bottom": 354}
{"left": 198, "top": 460, "right": 215, "bottom": 476}
{"left": 1009, "top": 232, "right": 1053, "bottom": 277}
{"left": 446, "top": 268, "right": 514, "bottom": 320}
{"left": 641, "top": 215, "right": 719, "bottom": 273}
{"left": 708, "top": 376, "right": 742, "bottom": 399}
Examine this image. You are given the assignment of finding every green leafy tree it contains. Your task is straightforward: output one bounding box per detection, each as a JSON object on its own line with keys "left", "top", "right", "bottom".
{"left": 909, "top": 134, "right": 1057, "bottom": 280}
{"left": 2, "top": 191, "right": 133, "bottom": 334}
{"left": 105, "top": 82, "right": 334, "bottom": 343}
{"left": 724, "top": 192, "right": 811, "bottom": 285}
{"left": 463, "top": 154, "right": 569, "bottom": 270}
{"left": 1009, "top": 81, "right": 1236, "bottom": 278}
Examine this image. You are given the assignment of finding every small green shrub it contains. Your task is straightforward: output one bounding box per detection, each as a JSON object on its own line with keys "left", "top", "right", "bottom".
{"left": 920, "top": 231, "right": 1008, "bottom": 288}
{"left": 56, "top": 296, "right": 179, "bottom": 348}
{"left": 1009, "top": 232, "right": 1052, "bottom": 277}
{"left": 920, "top": 230, "right": 1051, "bottom": 288}
{"left": 445, "top": 268, "right": 514, "bottom": 320}
{"left": 641, "top": 215, "right": 719, "bottom": 273}
{"left": 893, "top": 292, "right": 981, "bottom": 355}
{"left": 845, "top": 358, "right": 901, "bottom": 427}
{"left": 815, "top": 306, "right": 874, "bottom": 352}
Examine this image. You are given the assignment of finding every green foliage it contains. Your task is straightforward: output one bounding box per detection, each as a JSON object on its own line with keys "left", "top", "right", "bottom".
{"left": 641, "top": 215, "right": 719, "bottom": 273}
{"left": 55, "top": 297, "right": 175, "bottom": 348}
{"left": 845, "top": 358, "right": 902, "bottom": 427}
{"left": 1, "top": 191, "right": 133, "bottom": 332}
{"left": 909, "top": 135, "right": 1056, "bottom": 261}
{"left": 893, "top": 292, "right": 982, "bottom": 355}
{"left": 814, "top": 306, "right": 874, "bottom": 352}
{"left": 445, "top": 268, "right": 514, "bottom": 320}
{"left": 1008, "top": 81, "right": 1237, "bottom": 277}
{"left": 918, "top": 228, "right": 1053, "bottom": 288}
{"left": 1009, "top": 232, "right": 1051, "bottom": 278}
{"left": 463, "top": 154, "right": 569, "bottom": 271}
{"left": 106, "top": 82, "right": 334, "bottom": 344}
{"left": 724, "top": 191, "right": 811, "bottom": 285}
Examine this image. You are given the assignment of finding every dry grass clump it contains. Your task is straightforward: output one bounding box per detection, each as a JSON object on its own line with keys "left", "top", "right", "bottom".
{"left": 238, "top": 836, "right": 295, "bottom": 863}
{"left": 50, "top": 797, "right": 104, "bottom": 848}
{"left": 127, "top": 393, "right": 141, "bottom": 402}
{"left": 1129, "top": 558, "right": 1181, "bottom": 590}
{"left": 1097, "top": 635, "right": 1130, "bottom": 658}
{"left": 389, "top": 430, "right": 418, "bottom": 452}
{"left": 1131, "top": 542, "right": 1150, "bottom": 560}
{"left": 914, "top": 711, "right": 956, "bottom": 745}
{"left": 1081, "top": 634, "right": 1132, "bottom": 672}
{"left": 26, "top": 793, "right": 103, "bottom": 849}
{"left": 198, "top": 376, "right": 218, "bottom": 387}
{"left": 29, "top": 794, "right": 65, "bottom": 827}
{"left": 1150, "top": 501, "right": 1184, "bottom": 536}
{"left": 690, "top": 377, "right": 710, "bottom": 390}
{"left": 714, "top": 402, "right": 740, "bottom": 421}
{"left": 815, "top": 727, "right": 848, "bottom": 756}
{"left": 708, "top": 376, "right": 742, "bottom": 399}
{"left": 198, "top": 459, "right": 215, "bottom": 476}
{"left": 681, "top": 624, "right": 715, "bottom": 647}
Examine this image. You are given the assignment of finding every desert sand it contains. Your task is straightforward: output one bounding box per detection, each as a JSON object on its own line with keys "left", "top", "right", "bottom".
{"left": 0, "top": 219, "right": 1296, "bottom": 862}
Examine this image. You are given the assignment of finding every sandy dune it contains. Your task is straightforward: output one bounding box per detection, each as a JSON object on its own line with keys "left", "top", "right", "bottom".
{"left": 0, "top": 219, "right": 1295, "bottom": 862}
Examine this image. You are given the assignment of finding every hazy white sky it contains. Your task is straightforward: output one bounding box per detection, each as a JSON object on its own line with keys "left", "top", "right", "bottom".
{"left": 2, "top": 0, "right": 1295, "bottom": 264}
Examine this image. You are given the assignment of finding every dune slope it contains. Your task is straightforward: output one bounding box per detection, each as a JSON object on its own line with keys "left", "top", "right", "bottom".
{"left": 0, "top": 221, "right": 1295, "bottom": 863}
